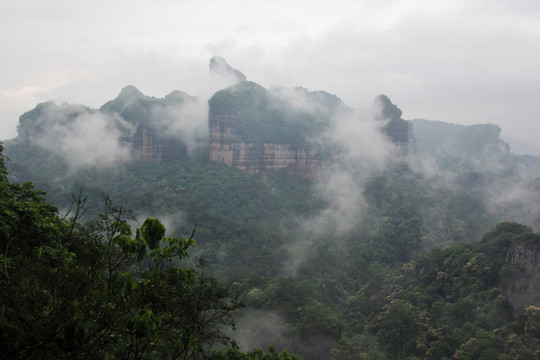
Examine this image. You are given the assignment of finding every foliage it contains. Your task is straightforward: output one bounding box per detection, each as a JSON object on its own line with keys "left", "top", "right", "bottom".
{"left": 337, "top": 222, "right": 540, "bottom": 359}
{"left": 0, "top": 146, "right": 244, "bottom": 359}
{"left": 4, "top": 141, "right": 323, "bottom": 282}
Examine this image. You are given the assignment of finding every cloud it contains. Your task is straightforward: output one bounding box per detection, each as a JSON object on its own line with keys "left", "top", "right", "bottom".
{"left": 407, "top": 124, "right": 540, "bottom": 244}
{"left": 483, "top": 163, "right": 540, "bottom": 230}
{"left": 31, "top": 102, "right": 134, "bottom": 168}
{"left": 230, "top": 309, "right": 294, "bottom": 352}
{"left": 148, "top": 95, "right": 210, "bottom": 155}
{"left": 303, "top": 102, "right": 399, "bottom": 234}
{"left": 282, "top": 100, "right": 399, "bottom": 275}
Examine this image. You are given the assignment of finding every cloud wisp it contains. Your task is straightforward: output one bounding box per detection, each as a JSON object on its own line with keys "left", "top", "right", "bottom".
{"left": 282, "top": 98, "right": 400, "bottom": 275}
{"left": 20, "top": 102, "right": 134, "bottom": 169}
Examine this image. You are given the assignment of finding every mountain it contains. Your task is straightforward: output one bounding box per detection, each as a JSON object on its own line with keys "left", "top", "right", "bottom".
{"left": 410, "top": 118, "right": 510, "bottom": 158}
{"left": 12, "top": 85, "right": 204, "bottom": 166}
{"left": 2, "top": 58, "right": 540, "bottom": 360}
{"left": 208, "top": 81, "right": 342, "bottom": 176}
{"left": 100, "top": 85, "right": 202, "bottom": 162}
{"left": 207, "top": 82, "right": 413, "bottom": 176}
{"left": 209, "top": 56, "right": 247, "bottom": 84}
{"left": 11, "top": 71, "right": 412, "bottom": 178}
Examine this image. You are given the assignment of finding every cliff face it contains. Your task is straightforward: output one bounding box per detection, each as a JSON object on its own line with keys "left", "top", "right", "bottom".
{"left": 133, "top": 126, "right": 163, "bottom": 162}
{"left": 209, "top": 111, "right": 322, "bottom": 176}
{"left": 207, "top": 82, "right": 338, "bottom": 176}
{"left": 100, "top": 86, "right": 193, "bottom": 163}
{"left": 208, "top": 84, "right": 413, "bottom": 176}
{"left": 130, "top": 125, "right": 191, "bottom": 163}
{"left": 374, "top": 95, "right": 410, "bottom": 155}
{"left": 15, "top": 86, "right": 193, "bottom": 165}
{"left": 506, "top": 241, "right": 540, "bottom": 265}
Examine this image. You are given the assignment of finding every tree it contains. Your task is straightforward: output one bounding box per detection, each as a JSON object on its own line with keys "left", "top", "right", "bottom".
{"left": 0, "top": 143, "right": 243, "bottom": 359}
{"left": 370, "top": 300, "right": 426, "bottom": 358}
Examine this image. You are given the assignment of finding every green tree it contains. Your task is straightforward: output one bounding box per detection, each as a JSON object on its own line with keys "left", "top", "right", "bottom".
{"left": 370, "top": 300, "right": 426, "bottom": 358}
{"left": 0, "top": 143, "right": 243, "bottom": 359}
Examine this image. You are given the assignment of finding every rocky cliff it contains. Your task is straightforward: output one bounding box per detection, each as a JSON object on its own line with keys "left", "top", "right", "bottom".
{"left": 13, "top": 86, "right": 197, "bottom": 164}
{"left": 12, "top": 58, "right": 416, "bottom": 176}
{"left": 132, "top": 126, "right": 163, "bottom": 162}
{"left": 373, "top": 94, "right": 411, "bottom": 157}
{"left": 207, "top": 79, "right": 411, "bottom": 176}
{"left": 100, "top": 85, "right": 196, "bottom": 162}
{"left": 209, "top": 111, "right": 323, "bottom": 175}
{"left": 506, "top": 237, "right": 540, "bottom": 265}
{"left": 208, "top": 81, "right": 342, "bottom": 176}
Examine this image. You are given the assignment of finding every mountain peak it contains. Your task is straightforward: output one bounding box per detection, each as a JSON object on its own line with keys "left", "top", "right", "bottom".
{"left": 209, "top": 57, "right": 247, "bottom": 84}
{"left": 373, "top": 94, "right": 403, "bottom": 122}
{"left": 118, "top": 85, "right": 145, "bottom": 99}
{"left": 163, "top": 90, "right": 193, "bottom": 106}
{"left": 100, "top": 85, "right": 147, "bottom": 113}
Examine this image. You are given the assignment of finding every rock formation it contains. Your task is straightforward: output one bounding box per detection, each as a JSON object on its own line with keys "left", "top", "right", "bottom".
{"left": 506, "top": 239, "right": 540, "bottom": 265}
{"left": 373, "top": 95, "right": 409, "bottom": 154}
{"left": 100, "top": 86, "right": 195, "bottom": 162}
{"left": 208, "top": 82, "right": 337, "bottom": 177}
{"left": 209, "top": 56, "right": 247, "bottom": 85}
{"left": 207, "top": 76, "right": 413, "bottom": 176}
{"left": 15, "top": 86, "right": 196, "bottom": 164}
{"left": 133, "top": 126, "right": 163, "bottom": 162}
{"left": 12, "top": 59, "right": 416, "bottom": 177}
{"left": 208, "top": 112, "right": 323, "bottom": 176}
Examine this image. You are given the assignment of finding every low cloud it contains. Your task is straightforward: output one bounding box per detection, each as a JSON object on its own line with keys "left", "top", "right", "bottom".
{"left": 31, "top": 102, "right": 134, "bottom": 169}
{"left": 150, "top": 96, "right": 209, "bottom": 154}
{"left": 282, "top": 102, "right": 399, "bottom": 275}
{"left": 231, "top": 309, "right": 293, "bottom": 351}
{"left": 483, "top": 164, "right": 540, "bottom": 230}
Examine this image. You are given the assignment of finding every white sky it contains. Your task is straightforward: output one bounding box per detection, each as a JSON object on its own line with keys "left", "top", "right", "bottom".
{"left": 1, "top": 0, "right": 539, "bottom": 145}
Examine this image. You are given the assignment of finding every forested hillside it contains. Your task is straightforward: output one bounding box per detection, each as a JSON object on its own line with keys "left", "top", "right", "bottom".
{"left": 0, "top": 143, "right": 303, "bottom": 359}
{"left": 2, "top": 68, "right": 540, "bottom": 359}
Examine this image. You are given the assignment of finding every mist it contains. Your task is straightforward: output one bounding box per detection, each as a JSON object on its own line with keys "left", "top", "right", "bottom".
{"left": 231, "top": 309, "right": 293, "bottom": 352}
{"left": 26, "top": 102, "right": 134, "bottom": 169}
{"left": 409, "top": 129, "right": 540, "bottom": 233}
{"left": 483, "top": 162, "right": 540, "bottom": 230}
{"left": 231, "top": 308, "right": 337, "bottom": 359}
{"left": 282, "top": 97, "right": 400, "bottom": 275}
{"left": 148, "top": 94, "right": 209, "bottom": 155}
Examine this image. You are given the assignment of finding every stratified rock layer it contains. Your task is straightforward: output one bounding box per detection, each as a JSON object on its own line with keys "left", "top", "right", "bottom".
{"left": 506, "top": 241, "right": 540, "bottom": 265}
{"left": 133, "top": 126, "right": 162, "bottom": 162}
{"left": 209, "top": 111, "right": 322, "bottom": 176}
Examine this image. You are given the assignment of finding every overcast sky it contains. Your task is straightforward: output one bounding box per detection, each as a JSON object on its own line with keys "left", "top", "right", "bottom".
{"left": 1, "top": 0, "right": 539, "bottom": 146}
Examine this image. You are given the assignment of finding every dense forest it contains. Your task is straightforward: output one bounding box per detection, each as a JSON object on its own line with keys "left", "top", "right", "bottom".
{"left": 2, "top": 70, "right": 540, "bottom": 359}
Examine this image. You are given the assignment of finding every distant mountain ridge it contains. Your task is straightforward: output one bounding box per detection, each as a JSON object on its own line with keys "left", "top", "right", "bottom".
{"left": 7, "top": 57, "right": 530, "bottom": 177}
{"left": 410, "top": 118, "right": 509, "bottom": 155}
